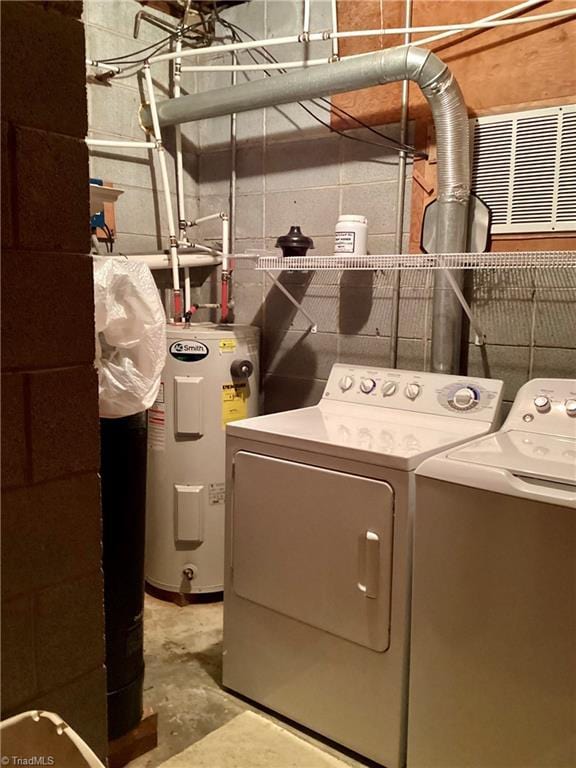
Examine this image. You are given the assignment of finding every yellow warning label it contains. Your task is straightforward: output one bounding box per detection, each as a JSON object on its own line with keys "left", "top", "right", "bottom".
{"left": 219, "top": 339, "right": 237, "bottom": 353}
{"left": 222, "top": 382, "right": 248, "bottom": 427}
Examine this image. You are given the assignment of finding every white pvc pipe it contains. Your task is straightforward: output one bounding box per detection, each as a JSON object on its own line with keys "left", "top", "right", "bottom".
{"left": 173, "top": 36, "right": 191, "bottom": 309}
{"left": 184, "top": 266, "right": 191, "bottom": 310}
{"left": 123, "top": 253, "right": 222, "bottom": 269}
{"left": 86, "top": 59, "right": 120, "bottom": 74}
{"left": 330, "top": 9, "right": 576, "bottom": 40}
{"left": 303, "top": 0, "right": 311, "bottom": 36}
{"left": 173, "top": 37, "right": 187, "bottom": 241}
{"left": 222, "top": 214, "right": 230, "bottom": 273}
{"left": 383, "top": 0, "right": 543, "bottom": 55}
{"left": 330, "top": 0, "right": 339, "bottom": 59}
{"left": 149, "top": 7, "right": 576, "bottom": 64}
{"left": 181, "top": 59, "right": 330, "bottom": 72}
{"left": 143, "top": 64, "right": 181, "bottom": 294}
{"left": 85, "top": 138, "right": 156, "bottom": 148}
{"left": 189, "top": 212, "right": 227, "bottom": 225}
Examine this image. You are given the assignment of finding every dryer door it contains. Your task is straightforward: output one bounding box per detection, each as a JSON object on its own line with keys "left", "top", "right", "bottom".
{"left": 231, "top": 452, "right": 394, "bottom": 651}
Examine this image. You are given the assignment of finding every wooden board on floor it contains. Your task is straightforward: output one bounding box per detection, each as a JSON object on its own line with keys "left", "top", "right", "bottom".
{"left": 108, "top": 708, "right": 158, "bottom": 768}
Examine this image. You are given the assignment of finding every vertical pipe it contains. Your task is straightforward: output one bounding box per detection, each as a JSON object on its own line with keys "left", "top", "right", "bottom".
{"left": 330, "top": 0, "right": 339, "bottom": 59}
{"left": 224, "top": 47, "right": 237, "bottom": 325}
{"left": 184, "top": 266, "right": 191, "bottom": 313}
{"left": 220, "top": 214, "right": 231, "bottom": 322}
{"left": 173, "top": 35, "right": 188, "bottom": 243}
{"left": 143, "top": 64, "right": 181, "bottom": 313}
{"left": 389, "top": 0, "right": 412, "bottom": 369}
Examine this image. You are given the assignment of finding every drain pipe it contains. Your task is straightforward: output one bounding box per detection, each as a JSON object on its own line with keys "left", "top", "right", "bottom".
{"left": 141, "top": 46, "right": 469, "bottom": 373}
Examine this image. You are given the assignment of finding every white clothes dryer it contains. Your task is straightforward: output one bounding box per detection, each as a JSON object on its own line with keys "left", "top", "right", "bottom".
{"left": 408, "top": 378, "right": 576, "bottom": 768}
{"left": 223, "top": 364, "right": 504, "bottom": 768}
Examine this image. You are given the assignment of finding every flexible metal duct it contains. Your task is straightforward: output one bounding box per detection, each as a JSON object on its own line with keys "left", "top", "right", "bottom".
{"left": 141, "top": 46, "right": 469, "bottom": 373}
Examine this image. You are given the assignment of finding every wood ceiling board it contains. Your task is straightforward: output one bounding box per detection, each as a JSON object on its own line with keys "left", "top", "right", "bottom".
{"left": 333, "top": 0, "right": 576, "bottom": 128}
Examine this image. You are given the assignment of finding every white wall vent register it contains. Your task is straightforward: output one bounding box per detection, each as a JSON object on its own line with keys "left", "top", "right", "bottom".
{"left": 472, "top": 104, "right": 576, "bottom": 233}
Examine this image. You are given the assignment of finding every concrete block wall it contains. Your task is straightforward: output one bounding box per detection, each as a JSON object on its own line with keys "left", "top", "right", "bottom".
{"left": 84, "top": 0, "right": 223, "bottom": 315}
{"left": 85, "top": 0, "right": 200, "bottom": 254}
{"left": 1, "top": 1, "right": 107, "bottom": 759}
{"left": 197, "top": 0, "right": 576, "bottom": 414}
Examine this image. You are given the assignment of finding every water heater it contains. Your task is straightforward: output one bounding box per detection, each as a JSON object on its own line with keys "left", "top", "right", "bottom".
{"left": 146, "top": 323, "right": 259, "bottom": 595}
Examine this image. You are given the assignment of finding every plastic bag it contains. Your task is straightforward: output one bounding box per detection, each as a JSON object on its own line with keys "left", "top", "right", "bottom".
{"left": 93, "top": 257, "right": 166, "bottom": 418}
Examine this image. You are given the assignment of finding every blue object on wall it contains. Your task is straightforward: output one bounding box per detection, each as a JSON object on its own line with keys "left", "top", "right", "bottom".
{"left": 90, "top": 177, "right": 105, "bottom": 229}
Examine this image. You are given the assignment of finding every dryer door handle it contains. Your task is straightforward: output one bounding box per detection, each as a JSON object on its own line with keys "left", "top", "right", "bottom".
{"left": 358, "top": 531, "right": 380, "bottom": 599}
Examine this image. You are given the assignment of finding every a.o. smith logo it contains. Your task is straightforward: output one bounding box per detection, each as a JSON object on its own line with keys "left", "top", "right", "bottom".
{"left": 169, "top": 340, "right": 209, "bottom": 362}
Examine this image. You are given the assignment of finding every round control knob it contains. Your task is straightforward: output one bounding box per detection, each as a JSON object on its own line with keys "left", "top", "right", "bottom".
{"left": 230, "top": 359, "right": 254, "bottom": 379}
{"left": 452, "top": 386, "right": 478, "bottom": 410}
{"left": 404, "top": 382, "right": 421, "bottom": 401}
{"left": 339, "top": 375, "right": 354, "bottom": 392}
{"left": 381, "top": 381, "right": 397, "bottom": 397}
{"left": 534, "top": 395, "right": 551, "bottom": 413}
{"left": 360, "top": 377, "right": 376, "bottom": 394}
{"left": 565, "top": 399, "right": 576, "bottom": 417}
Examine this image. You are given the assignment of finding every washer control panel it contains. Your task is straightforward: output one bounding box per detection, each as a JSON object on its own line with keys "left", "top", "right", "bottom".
{"left": 505, "top": 378, "right": 576, "bottom": 437}
{"left": 324, "top": 364, "right": 503, "bottom": 421}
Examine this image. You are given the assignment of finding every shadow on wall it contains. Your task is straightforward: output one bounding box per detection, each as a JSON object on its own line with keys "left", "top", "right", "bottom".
{"left": 338, "top": 270, "right": 375, "bottom": 335}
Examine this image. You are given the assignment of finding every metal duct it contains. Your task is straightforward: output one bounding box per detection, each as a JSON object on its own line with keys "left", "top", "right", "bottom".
{"left": 141, "top": 46, "right": 469, "bottom": 373}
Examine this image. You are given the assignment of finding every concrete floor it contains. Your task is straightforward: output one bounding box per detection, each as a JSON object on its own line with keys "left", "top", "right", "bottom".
{"left": 129, "top": 594, "right": 371, "bottom": 768}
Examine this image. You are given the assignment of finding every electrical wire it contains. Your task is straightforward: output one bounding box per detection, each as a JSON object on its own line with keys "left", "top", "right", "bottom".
{"left": 103, "top": 223, "right": 115, "bottom": 253}
{"left": 219, "top": 16, "right": 424, "bottom": 158}
{"left": 93, "top": 14, "right": 217, "bottom": 69}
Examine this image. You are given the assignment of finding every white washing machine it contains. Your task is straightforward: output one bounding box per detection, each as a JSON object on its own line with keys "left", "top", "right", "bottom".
{"left": 408, "top": 378, "right": 576, "bottom": 768}
{"left": 223, "top": 364, "right": 504, "bottom": 768}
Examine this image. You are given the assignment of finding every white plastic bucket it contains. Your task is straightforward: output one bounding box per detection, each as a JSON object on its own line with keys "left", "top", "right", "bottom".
{"left": 334, "top": 214, "right": 368, "bottom": 256}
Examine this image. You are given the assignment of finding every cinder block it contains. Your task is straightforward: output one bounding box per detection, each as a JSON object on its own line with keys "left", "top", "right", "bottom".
{"left": 341, "top": 124, "right": 411, "bottom": 185}
{"left": 531, "top": 346, "right": 576, "bottom": 380}
{"left": 1, "top": 373, "right": 28, "bottom": 489}
{"left": 14, "top": 127, "right": 89, "bottom": 253}
{"left": 1, "top": 2, "right": 87, "bottom": 137}
{"left": 230, "top": 282, "right": 263, "bottom": 326}
{"left": 35, "top": 571, "right": 105, "bottom": 692}
{"left": 533, "top": 289, "right": 576, "bottom": 348}
{"left": 265, "top": 136, "right": 339, "bottom": 192}
{"left": 338, "top": 334, "right": 391, "bottom": 368}
{"left": 28, "top": 365, "right": 100, "bottom": 483}
{"left": 1, "top": 473, "right": 102, "bottom": 601}
{"left": 467, "top": 343, "right": 530, "bottom": 402}
{"left": 1, "top": 251, "right": 95, "bottom": 371}
{"left": 0, "top": 596, "right": 37, "bottom": 712}
{"left": 1, "top": 121, "right": 13, "bottom": 248}
{"left": 265, "top": 187, "right": 340, "bottom": 237}
{"left": 27, "top": 666, "right": 108, "bottom": 761}
{"left": 263, "top": 374, "right": 327, "bottom": 415}
{"left": 470, "top": 272, "right": 534, "bottom": 346}
{"left": 397, "top": 338, "right": 428, "bottom": 372}
{"left": 236, "top": 195, "right": 264, "bottom": 240}
{"left": 338, "top": 288, "right": 392, "bottom": 337}
{"left": 263, "top": 329, "right": 337, "bottom": 380}
{"left": 341, "top": 181, "right": 399, "bottom": 235}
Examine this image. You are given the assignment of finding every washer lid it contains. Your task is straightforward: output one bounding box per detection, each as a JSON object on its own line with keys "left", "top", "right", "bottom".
{"left": 447, "top": 430, "right": 576, "bottom": 486}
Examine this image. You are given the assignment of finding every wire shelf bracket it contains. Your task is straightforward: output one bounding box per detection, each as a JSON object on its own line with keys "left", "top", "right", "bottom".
{"left": 264, "top": 270, "right": 318, "bottom": 333}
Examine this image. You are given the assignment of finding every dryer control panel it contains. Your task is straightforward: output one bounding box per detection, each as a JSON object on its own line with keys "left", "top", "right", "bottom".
{"left": 322, "top": 365, "right": 503, "bottom": 421}
{"left": 504, "top": 378, "right": 576, "bottom": 437}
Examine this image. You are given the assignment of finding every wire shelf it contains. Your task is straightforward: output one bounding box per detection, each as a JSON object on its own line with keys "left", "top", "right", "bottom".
{"left": 249, "top": 251, "right": 576, "bottom": 271}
